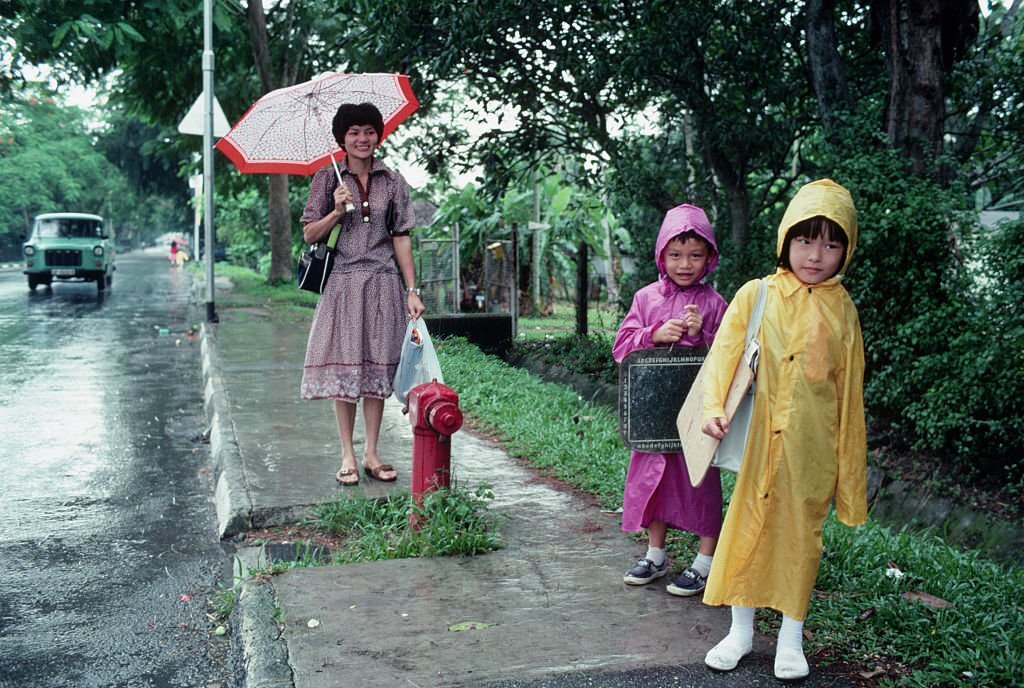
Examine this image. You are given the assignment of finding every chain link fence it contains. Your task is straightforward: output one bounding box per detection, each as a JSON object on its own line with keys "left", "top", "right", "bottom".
{"left": 417, "top": 234, "right": 458, "bottom": 315}
{"left": 416, "top": 225, "right": 518, "bottom": 336}
{"left": 482, "top": 238, "right": 515, "bottom": 315}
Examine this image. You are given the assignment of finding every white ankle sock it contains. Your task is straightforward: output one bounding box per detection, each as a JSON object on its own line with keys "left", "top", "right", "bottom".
{"left": 645, "top": 546, "right": 666, "bottom": 566}
{"left": 705, "top": 606, "right": 754, "bottom": 671}
{"left": 775, "top": 614, "right": 809, "bottom": 680}
{"left": 691, "top": 552, "right": 713, "bottom": 577}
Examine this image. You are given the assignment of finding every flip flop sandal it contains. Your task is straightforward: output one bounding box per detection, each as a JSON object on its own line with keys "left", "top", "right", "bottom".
{"left": 363, "top": 463, "right": 397, "bottom": 482}
{"left": 335, "top": 467, "right": 359, "bottom": 486}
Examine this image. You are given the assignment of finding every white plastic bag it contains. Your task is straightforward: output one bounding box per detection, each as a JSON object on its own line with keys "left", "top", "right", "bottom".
{"left": 393, "top": 317, "right": 444, "bottom": 406}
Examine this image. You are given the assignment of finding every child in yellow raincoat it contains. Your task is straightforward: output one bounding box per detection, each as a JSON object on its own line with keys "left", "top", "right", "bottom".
{"left": 699, "top": 179, "right": 866, "bottom": 681}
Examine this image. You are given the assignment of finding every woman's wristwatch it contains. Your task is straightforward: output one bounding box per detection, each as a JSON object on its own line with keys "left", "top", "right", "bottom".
{"left": 406, "top": 287, "right": 420, "bottom": 296}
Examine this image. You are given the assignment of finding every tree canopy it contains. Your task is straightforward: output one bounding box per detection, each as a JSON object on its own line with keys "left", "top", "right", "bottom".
{"left": 0, "top": 88, "right": 124, "bottom": 235}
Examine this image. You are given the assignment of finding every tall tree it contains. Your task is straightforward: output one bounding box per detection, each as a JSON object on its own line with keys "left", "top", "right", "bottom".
{"left": 241, "top": 0, "right": 312, "bottom": 282}
{"left": 806, "top": 0, "right": 855, "bottom": 137}
{"left": 869, "top": 0, "right": 979, "bottom": 180}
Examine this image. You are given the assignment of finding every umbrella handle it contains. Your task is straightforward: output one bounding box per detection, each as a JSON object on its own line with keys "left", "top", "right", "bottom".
{"left": 330, "top": 153, "right": 356, "bottom": 213}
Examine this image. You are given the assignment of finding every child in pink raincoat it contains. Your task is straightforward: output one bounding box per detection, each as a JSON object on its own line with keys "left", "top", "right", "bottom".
{"left": 612, "top": 204, "right": 728, "bottom": 596}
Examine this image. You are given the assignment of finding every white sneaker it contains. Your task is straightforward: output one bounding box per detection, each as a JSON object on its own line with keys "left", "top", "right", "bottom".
{"left": 704, "top": 635, "right": 752, "bottom": 671}
{"left": 775, "top": 648, "right": 809, "bottom": 680}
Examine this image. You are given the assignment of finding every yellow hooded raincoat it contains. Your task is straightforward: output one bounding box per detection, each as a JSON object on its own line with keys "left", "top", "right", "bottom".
{"left": 701, "top": 179, "right": 867, "bottom": 621}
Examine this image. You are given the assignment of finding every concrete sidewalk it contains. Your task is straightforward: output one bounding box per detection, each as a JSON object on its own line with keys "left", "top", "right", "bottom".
{"left": 199, "top": 308, "right": 853, "bottom": 688}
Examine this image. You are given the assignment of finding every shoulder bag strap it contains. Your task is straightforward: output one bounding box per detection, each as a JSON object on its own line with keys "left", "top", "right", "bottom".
{"left": 741, "top": 279, "right": 768, "bottom": 376}
{"left": 325, "top": 225, "right": 341, "bottom": 249}
{"left": 745, "top": 279, "right": 768, "bottom": 344}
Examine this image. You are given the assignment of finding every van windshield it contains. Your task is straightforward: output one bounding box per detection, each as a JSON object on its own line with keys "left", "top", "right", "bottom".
{"left": 36, "top": 217, "right": 104, "bottom": 239}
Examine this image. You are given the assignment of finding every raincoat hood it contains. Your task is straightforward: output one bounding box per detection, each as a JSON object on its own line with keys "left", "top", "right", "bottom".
{"left": 655, "top": 204, "right": 719, "bottom": 280}
{"left": 777, "top": 179, "right": 858, "bottom": 275}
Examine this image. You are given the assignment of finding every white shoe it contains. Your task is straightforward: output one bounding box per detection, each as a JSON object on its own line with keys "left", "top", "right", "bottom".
{"left": 774, "top": 647, "right": 809, "bottom": 680}
{"left": 704, "top": 635, "right": 752, "bottom": 671}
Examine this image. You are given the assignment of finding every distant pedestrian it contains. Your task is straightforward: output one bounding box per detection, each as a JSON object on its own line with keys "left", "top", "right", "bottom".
{"left": 174, "top": 246, "right": 189, "bottom": 267}
{"left": 299, "top": 102, "right": 425, "bottom": 486}
{"left": 169, "top": 240, "right": 179, "bottom": 264}
{"left": 699, "top": 179, "right": 867, "bottom": 681}
{"left": 612, "top": 204, "right": 727, "bottom": 597}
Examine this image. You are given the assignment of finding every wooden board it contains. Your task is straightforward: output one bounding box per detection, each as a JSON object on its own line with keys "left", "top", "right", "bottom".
{"left": 677, "top": 362, "right": 718, "bottom": 487}
{"left": 677, "top": 339, "right": 758, "bottom": 487}
{"left": 617, "top": 347, "right": 705, "bottom": 453}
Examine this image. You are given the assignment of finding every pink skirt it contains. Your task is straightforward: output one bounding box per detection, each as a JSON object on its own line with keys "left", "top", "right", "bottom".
{"left": 621, "top": 451, "right": 723, "bottom": 538}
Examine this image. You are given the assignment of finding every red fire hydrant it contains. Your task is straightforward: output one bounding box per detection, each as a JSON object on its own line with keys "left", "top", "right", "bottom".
{"left": 407, "top": 381, "right": 463, "bottom": 525}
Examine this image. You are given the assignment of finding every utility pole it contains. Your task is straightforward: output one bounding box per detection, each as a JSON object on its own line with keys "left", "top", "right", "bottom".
{"left": 202, "top": 0, "right": 218, "bottom": 322}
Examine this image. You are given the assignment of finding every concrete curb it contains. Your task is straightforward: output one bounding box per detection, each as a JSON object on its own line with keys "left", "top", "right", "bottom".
{"left": 201, "top": 323, "right": 253, "bottom": 538}
{"left": 233, "top": 579, "right": 294, "bottom": 688}
{"left": 200, "top": 322, "right": 297, "bottom": 688}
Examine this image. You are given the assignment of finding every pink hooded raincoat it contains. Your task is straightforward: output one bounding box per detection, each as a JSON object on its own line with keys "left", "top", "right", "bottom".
{"left": 612, "top": 204, "right": 729, "bottom": 537}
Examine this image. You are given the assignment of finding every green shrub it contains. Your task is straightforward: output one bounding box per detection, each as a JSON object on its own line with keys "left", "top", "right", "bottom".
{"left": 816, "top": 116, "right": 1021, "bottom": 481}
{"left": 901, "top": 219, "right": 1024, "bottom": 477}
{"left": 511, "top": 332, "right": 619, "bottom": 386}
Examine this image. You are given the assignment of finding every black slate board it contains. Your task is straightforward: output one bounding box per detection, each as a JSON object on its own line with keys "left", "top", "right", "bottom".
{"left": 618, "top": 347, "right": 706, "bottom": 452}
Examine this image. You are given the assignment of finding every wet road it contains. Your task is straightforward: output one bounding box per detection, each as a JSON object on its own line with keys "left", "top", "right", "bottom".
{"left": 0, "top": 252, "right": 232, "bottom": 687}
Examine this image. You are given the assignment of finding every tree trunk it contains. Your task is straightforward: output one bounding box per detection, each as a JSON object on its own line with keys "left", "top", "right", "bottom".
{"left": 575, "top": 241, "right": 588, "bottom": 337}
{"left": 886, "top": 0, "right": 946, "bottom": 178}
{"left": 267, "top": 174, "right": 293, "bottom": 283}
{"left": 806, "top": 0, "right": 854, "bottom": 136}
{"left": 247, "top": 0, "right": 293, "bottom": 282}
{"left": 726, "top": 188, "right": 751, "bottom": 255}
{"left": 874, "top": 0, "right": 979, "bottom": 180}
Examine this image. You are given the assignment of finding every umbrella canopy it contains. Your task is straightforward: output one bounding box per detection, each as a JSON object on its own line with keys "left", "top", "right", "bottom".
{"left": 215, "top": 72, "right": 419, "bottom": 176}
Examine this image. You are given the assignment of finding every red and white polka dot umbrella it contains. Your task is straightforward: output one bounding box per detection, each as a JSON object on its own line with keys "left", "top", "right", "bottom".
{"left": 215, "top": 72, "right": 418, "bottom": 176}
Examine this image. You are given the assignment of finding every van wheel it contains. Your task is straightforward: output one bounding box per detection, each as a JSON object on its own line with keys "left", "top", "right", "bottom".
{"left": 27, "top": 275, "right": 38, "bottom": 290}
{"left": 97, "top": 274, "right": 106, "bottom": 292}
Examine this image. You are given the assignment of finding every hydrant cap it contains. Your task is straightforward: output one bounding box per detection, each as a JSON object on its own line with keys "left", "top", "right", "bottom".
{"left": 428, "top": 402, "right": 463, "bottom": 436}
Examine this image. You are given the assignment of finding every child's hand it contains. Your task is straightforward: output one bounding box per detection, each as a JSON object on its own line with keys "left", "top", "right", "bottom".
{"left": 682, "top": 304, "right": 702, "bottom": 337}
{"left": 653, "top": 319, "right": 686, "bottom": 345}
{"left": 702, "top": 417, "right": 728, "bottom": 439}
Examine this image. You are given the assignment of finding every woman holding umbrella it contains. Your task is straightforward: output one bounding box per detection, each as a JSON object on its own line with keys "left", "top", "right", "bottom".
{"left": 299, "top": 102, "right": 425, "bottom": 486}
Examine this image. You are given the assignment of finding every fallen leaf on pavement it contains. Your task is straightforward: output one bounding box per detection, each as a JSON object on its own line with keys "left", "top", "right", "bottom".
{"left": 448, "top": 621, "right": 496, "bottom": 632}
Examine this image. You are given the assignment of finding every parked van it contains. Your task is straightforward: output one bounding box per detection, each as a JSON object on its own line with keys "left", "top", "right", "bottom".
{"left": 23, "top": 212, "right": 116, "bottom": 291}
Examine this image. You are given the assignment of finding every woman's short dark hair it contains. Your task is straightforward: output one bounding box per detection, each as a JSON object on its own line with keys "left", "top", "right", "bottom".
{"left": 332, "top": 103, "right": 384, "bottom": 146}
{"left": 778, "top": 216, "right": 848, "bottom": 273}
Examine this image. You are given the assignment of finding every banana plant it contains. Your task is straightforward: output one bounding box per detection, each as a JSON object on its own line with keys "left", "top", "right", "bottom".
{"left": 423, "top": 164, "right": 621, "bottom": 316}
